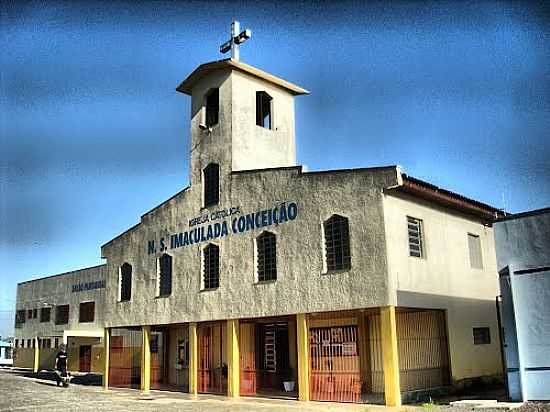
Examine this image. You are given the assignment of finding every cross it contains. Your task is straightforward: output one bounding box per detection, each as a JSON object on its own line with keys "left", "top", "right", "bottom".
{"left": 219, "top": 20, "right": 251, "bottom": 62}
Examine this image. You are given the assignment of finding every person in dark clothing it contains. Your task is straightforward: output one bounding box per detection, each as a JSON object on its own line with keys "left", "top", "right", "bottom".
{"left": 55, "top": 344, "right": 68, "bottom": 387}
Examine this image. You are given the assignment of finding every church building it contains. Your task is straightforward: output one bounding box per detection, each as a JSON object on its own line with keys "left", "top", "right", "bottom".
{"left": 14, "top": 23, "right": 504, "bottom": 406}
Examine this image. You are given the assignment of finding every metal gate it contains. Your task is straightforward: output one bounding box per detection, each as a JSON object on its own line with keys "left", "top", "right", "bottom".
{"left": 108, "top": 327, "right": 142, "bottom": 388}
{"left": 198, "top": 323, "right": 226, "bottom": 394}
{"left": 397, "top": 310, "right": 450, "bottom": 391}
{"left": 310, "top": 325, "right": 361, "bottom": 402}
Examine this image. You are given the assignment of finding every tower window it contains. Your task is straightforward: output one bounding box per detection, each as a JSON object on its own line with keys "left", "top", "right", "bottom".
{"left": 158, "top": 253, "right": 172, "bottom": 297}
{"left": 324, "top": 215, "right": 351, "bottom": 272}
{"left": 120, "top": 263, "right": 132, "bottom": 302}
{"left": 408, "top": 216, "right": 424, "bottom": 258}
{"left": 203, "top": 244, "right": 220, "bottom": 290}
{"left": 203, "top": 163, "right": 220, "bottom": 207}
{"left": 257, "top": 232, "right": 277, "bottom": 282}
{"left": 256, "top": 91, "right": 273, "bottom": 129}
{"left": 205, "top": 88, "right": 219, "bottom": 127}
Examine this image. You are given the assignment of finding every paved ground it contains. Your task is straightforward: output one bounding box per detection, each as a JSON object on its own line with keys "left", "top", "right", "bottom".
{"left": 2, "top": 368, "right": 546, "bottom": 412}
{"left": 0, "top": 368, "right": 403, "bottom": 412}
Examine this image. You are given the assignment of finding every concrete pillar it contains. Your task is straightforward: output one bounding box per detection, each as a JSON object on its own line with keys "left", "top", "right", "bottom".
{"left": 140, "top": 326, "right": 151, "bottom": 394}
{"left": 33, "top": 337, "right": 40, "bottom": 373}
{"left": 226, "top": 319, "right": 240, "bottom": 398}
{"left": 103, "top": 328, "right": 110, "bottom": 390}
{"left": 296, "top": 313, "right": 310, "bottom": 401}
{"left": 380, "top": 306, "right": 401, "bottom": 407}
{"left": 188, "top": 323, "right": 198, "bottom": 396}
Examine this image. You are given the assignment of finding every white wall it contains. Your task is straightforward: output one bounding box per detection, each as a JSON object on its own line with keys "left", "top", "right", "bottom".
{"left": 383, "top": 191, "right": 502, "bottom": 381}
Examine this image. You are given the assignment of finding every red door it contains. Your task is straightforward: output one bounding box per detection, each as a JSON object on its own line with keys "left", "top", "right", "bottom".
{"left": 79, "top": 345, "right": 91, "bottom": 372}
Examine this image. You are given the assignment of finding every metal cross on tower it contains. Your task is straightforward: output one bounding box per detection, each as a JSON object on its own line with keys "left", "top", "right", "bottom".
{"left": 219, "top": 21, "right": 251, "bottom": 62}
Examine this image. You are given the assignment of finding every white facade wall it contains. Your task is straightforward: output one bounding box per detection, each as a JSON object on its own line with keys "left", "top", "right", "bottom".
{"left": 383, "top": 191, "right": 502, "bottom": 381}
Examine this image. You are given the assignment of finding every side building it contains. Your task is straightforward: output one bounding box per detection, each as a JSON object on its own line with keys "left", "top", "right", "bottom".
{"left": 14, "top": 265, "right": 106, "bottom": 373}
{"left": 14, "top": 57, "right": 504, "bottom": 406}
{"left": 494, "top": 208, "right": 550, "bottom": 401}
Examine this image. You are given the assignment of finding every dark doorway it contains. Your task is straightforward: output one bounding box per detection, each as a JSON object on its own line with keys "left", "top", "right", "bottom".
{"left": 79, "top": 345, "right": 92, "bottom": 372}
{"left": 240, "top": 319, "right": 297, "bottom": 398}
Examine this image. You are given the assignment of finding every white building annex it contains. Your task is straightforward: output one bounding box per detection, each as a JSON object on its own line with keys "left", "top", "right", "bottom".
{"left": 14, "top": 23, "right": 505, "bottom": 406}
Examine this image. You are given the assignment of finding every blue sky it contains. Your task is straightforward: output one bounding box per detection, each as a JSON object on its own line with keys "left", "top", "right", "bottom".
{"left": 1, "top": 0, "right": 549, "bottom": 337}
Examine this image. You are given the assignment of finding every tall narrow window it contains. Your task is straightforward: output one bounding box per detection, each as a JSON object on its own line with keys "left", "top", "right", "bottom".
{"left": 257, "top": 232, "right": 277, "bottom": 282}
{"left": 158, "top": 254, "right": 172, "bottom": 297}
{"left": 203, "top": 244, "right": 220, "bottom": 290}
{"left": 55, "top": 305, "right": 70, "bottom": 325}
{"left": 324, "top": 215, "right": 351, "bottom": 272}
{"left": 203, "top": 163, "right": 220, "bottom": 207}
{"left": 40, "top": 307, "right": 51, "bottom": 323}
{"left": 468, "top": 234, "right": 483, "bottom": 269}
{"left": 256, "top": 91, "right": 273, "bottom": 129}
{"left": 205, "top": 88, "right": 219, "bottom": 127}
{"left": 408, "top": 216, "right": 424, "bottom": 258}
{"left": 79, "top": 302, "right": 95, "bottom": 323}
{"left": 120, "top": 263, "right": 132, "bottom": 302}
{"left": 15, "top": 310, "right": 25, "bottom": 328}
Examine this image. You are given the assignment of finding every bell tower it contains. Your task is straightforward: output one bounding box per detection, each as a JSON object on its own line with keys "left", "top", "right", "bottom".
{"left": 176, "top": 21, "right": 309, "bottom": 189}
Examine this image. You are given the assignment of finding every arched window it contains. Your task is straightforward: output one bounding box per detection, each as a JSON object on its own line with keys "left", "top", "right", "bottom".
{"left": 120, "top": 263, "right": 132, "bottom": 302}
{"left": 203, "top": 244, "right": 220, "bottom": 290}
{"left": 203, "top": 163, "right": 219, "bottom": 207}
{"left": 256, "top": 91, "right": 273, "bottom": 129}
{"left": 205, "top": 88, "right": 219, "bottom": 127}
{"left": 257, "top": 232, "right": 277, "bottom": 282}
{"left": 324, "top": 215, "right": 351, "bottom": 271}
{"left": 158, "top": 253, "right": 172, "bottom": 297}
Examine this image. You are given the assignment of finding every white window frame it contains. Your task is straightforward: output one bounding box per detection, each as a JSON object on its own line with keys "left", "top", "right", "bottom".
{"left": 407, "top": 216, "right": 425, "bottom": 259}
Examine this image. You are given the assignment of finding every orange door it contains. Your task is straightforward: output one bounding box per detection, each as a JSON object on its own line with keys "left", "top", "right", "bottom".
{"left": 310, "top": 326, "right": 361, "bottom": 402}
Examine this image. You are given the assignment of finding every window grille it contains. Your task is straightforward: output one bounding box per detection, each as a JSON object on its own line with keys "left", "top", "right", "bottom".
{"left": 55, "top": 304, "right": 70, "bottom": 325}
{"left": 120, "top": 263, "right": 132, "bottom": 302}
{"left": 40, "top": 307, "right": 51, "bottom": 323}
{"left": 468, "top": 234, "right": 483, "bottom": 269}
{"left": 205, "top": 88, "right": 219, "bottom": 127}
{"left": 203, "top": 163, "right": 220, "bottom": 207}
{"left": 203, "top": 244, "right": 220, "bottom": 290}
{"left": 158, "top": 254, "right": 172, "bottom": 297}
{"left": 473, "top": 327, "right": 490, "bottom": 345}
{"left": 256, "top": 91, "right": 273, "bottom": 129}
{"left": 79, "top": 302, "right": 95, "bottom": 323}
{"left": 15, "top": 310, "right": 25, "bottom": 328}
{"left": 407, "top": 217, "right": 424, "bottom": 258}
{"left": 257, "top": 232, "right": 277, "bottom": 282}
{"left": 324, "top": 215, "right": 351, "bottom": 271}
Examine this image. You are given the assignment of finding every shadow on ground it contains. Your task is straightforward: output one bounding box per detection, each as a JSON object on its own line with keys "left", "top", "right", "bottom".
{"left": 8, "top": 368, "right": 102, "bottom": 386}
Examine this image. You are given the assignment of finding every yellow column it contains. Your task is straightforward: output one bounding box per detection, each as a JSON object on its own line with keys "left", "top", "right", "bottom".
{"left": 140, "top": 326, "right": 151, "bottom": 393}
{"left": 103, "top": 328, "right": 110, "bottom": 390}
{"left": 188, "top": 323, "right": 198, "bottom": 396}
{"left": 227, "top": 319, "right": 240, "bottom": 398}
{"left": 296, "top": 313, "right": 310, "bottom": 402}
{"left": 33, "top": 337, "right": 40, "bottom": 373}
{"left": 380, "top": 306, "right": 401, "bottom": 407}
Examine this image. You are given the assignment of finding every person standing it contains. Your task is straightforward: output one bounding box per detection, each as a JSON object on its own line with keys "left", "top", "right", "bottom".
{"left": 54, "top": 344, "right": 68, "bottom": 387}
